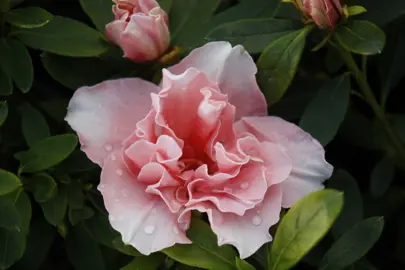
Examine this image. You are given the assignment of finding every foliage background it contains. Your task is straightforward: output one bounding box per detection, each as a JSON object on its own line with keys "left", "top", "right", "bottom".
{"left": 0, "top": 0, "right": 405, "bottom": 269}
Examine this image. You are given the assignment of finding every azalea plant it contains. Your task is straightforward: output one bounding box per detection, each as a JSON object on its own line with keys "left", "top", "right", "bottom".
{"left": 0, "top": 0, "right": 404, "bottom": 269}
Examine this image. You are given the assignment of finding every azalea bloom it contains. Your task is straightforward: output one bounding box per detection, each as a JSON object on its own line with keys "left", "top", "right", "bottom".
{"left": 105, "top": 0, "right": 170, "bottom": 62}
{"left": 65, "top": 42, "right": 333, "bottom": 258}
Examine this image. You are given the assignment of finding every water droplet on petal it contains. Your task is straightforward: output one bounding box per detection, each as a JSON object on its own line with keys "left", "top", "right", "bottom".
{"left": 121, "top": 189, "right": 129, "bottom": 197}
{"left": 104, "top": 144, "right": 113, "bottom": 152}
{"left": 240, "top": 182, "right": 249, "bottom": 189}
{"left": 111, "top": 154, "right": 117, "bottom": 161}
{"left": 144, "top": 225, "right": 155, "bottom": 235}
{"left": 116, "top": 169, "right": 123, "bottom": 176}
{"left": 115, "top": 198, "right": 120, "bottom": 203}
{"left": 252, "top": 215, "right": 262, "bottom": 226}
{"left": 173, "top": 226, "right": 179, "bottom": 235}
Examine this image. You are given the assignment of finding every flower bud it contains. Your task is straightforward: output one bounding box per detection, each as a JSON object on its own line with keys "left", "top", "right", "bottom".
{"left": 294, "top": 0, "right": 344, "bottom": 29}
{"left": 105, "top": 0, "right": 170, "bottom": 62}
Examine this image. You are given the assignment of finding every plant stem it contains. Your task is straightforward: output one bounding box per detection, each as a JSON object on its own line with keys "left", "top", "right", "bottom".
{"left": 334, "top": 43, "right": 405, "bottom": 161}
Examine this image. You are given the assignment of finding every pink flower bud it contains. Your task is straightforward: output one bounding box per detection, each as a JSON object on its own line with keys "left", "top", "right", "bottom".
{"left": 105, "top": 0, "right": 170, "bottom": 62}
{"left": 300, "top": 0, "right": 343, "bottom": 28}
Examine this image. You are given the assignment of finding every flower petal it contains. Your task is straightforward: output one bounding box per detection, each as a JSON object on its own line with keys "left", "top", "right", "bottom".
{"left": 168, "top": 42, "right": 267, "bottom": 120}
{"left": 99, "top": 151, "right": 191, "bottom": 255}
{"left": 235, "top": 116, "right": 333, "bottom": 207}
{"left": 65, "top": 78, "right": 159, "bottom": 166}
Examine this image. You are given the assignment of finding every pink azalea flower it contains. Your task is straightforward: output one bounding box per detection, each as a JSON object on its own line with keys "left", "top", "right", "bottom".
{"left": 65, "top": 42, "right": 333, "bottom": 258}
{"left": 300, "top": 0, "right": 343, "bottom": 28}
{"left": 105, "top": 0, "right": 170, "bottom": 62}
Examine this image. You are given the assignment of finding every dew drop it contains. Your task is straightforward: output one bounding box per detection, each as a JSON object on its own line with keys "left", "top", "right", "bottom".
{"left": 173, "top": 226, "right": 179, "bottom": 235}
{"left": 252, "top": 215, "right": 262, "bottom": 226}
{"left": 111, "top": 154, "right": 117, "bottom": 161}
{"left": 121, "top": 189, "right": 129, "bottom": 197}
{"left": 144, "top": 225, "right": 155, "bottom": 235}
{"left": 116, "top": 169, "right": 123, "bottom": 176}
{"left": 240, "top": 182, "right": 249, "bottom": 189}
{"left": 104, "top": 144, "right": 113, "bottom": 152}
{"left": 115, "top": 198, "right": 120, "bottom": 203}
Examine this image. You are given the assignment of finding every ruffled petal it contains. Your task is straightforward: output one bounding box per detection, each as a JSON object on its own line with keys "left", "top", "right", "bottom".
{"left": 65, "top": 78, "right": 159, "bottom": 166}
{"left": 168, "top": 42, "right": 267, "bottom": 120}
{"left": 99, "top": 151, "right": 191, "bottom": 255}
{"left": 235, "top": 116, "right": 333, "bottom": 207}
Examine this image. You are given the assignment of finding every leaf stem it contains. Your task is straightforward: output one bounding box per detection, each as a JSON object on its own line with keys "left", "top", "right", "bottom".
{"left": 333, "top": 42, "right": 405, "bottom": 162}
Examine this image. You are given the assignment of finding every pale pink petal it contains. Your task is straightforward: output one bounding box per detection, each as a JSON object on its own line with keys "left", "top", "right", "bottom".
{"left": 65, "top": 79, "right": 159, "bottom": 166}
{"left": 105, "top": 20, "right": 127, "bottom": 46}
{"left": 99, "top": 151, "right": 191, "bottom": 255}
{"left": 184, "top": 185, "right": 282, "bottom": 259}
{"left": 168, "top": 42, "right": 267, "bottom": 120}
{"left": 235, "top": 116, "right": 333, "bottom": 207}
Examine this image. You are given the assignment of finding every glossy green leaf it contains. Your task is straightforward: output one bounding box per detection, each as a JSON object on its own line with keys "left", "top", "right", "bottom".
{"left": 236, "top": 257, "right": 256, "bottom": 270}
{"left": 269, "top": 189, "right": 344, "bottom": 270}
{"left": 299, "top": 75, "right": 351, "bottom": 146}
{"left": 0, "top": 196, "right": 21, "bottom": 231}
{"left": 163, "top": 219, "right": 237, "bottom": 270}
{"left": 19, "top": 103, "right": 50, "bottom": 147}
{"left": 5, "top": 7, "right": 52, "bottom": 28}
{"left": 370, "top": 156, "right": 395, "bottom": 198}
{"left": 319, "top": 217, "right": 384, "bottom": 270}
{"left": 113, "top": 236, "right": 142, "bottom": 256}
{"left": 40, "top": 185, "right": 67, "bottom": 226}
{"left": 18, "top": 134, "right": 78, "bottom": 174}
{"left": 14, "top": 191, "right": 32, "bottom": 236}
{"left": 328, "top": 170, "right": 363, "bottom": 238}
{"left": 14, "top": 218, "right": 55, "bottom": 270}
{"left": 68, "top": 206, "right": 94, "bottom": 226}
{"left": 0, "top": 228, "right": 26, "bottom": 269}
{"left": 14, "top": 16, "right": 109, "bottom": 57}
{"left": 79, "top": 0, "right": 113, "bottom": 31}
{"left": 0, "top": 38, "right": 33, "bottom": 93}
{"left": 257, "top": 26, "right": 311, "bottom": 105}
{"left": 0, "top": 169, "right": 22, "bottom": 196}
{"left": 121, "top": 254, "right": 165, "bottom": 270}
{"left": 0, "top": 67, "right": 13, "bottom": 96}
{"left": 66, "top": 224, "right": 106, "bottom": 270}
{"left": 41, "top": 52, "right": 115, "bottom": 90}
{"left": 30, "top": 173, "right": 57, "bottom": 203}
{"left": 83, "top": 213, "right": 118, "bottom": 248}
{"left": 67, "top": 181, "right": 84, "bottom": 209}
{"left": 346, "top": 5, "right": 367, "bottom": 16}
{"left": 206, "top": 18, "right": 299, "bottom": 53}
{"left": 170, "top": 0, "right": 219, "bottom": 48}
{"left": 335, "top": 20, "right": 386, "bottom": 55}
{"left": 157, "top": 0, "right": 172, "bottom": 13}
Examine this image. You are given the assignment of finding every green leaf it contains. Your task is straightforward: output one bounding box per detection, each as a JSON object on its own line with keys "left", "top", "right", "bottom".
{"left": 328, "top": 170, "right": 363, "bottom": 238}
{"left": 14, "top": 191, "right": 32, "bottom": 236}
{"left": 0, "top": 67, "right": 13, "bottom": 96}
{"left": 67, "top": 181, "right": 84, "bottom": 209}
{"left": 346, "top": 6, "right": 367, "bottom": 16}
{"left": 0, "top": 38, "right": 33, "bottom": 93}
{"left": 0, "top": 229, "right": 26, "bottom": 269}
{"left": 0, "top": 169, "right": 22, "bottom": 196}
{"left": 236, "top": 257, "right": 256, "bottom": 270}
{"left": 58, "top": 150, "right": 97, "bottom": 173}
{"left": 269, "top": 189, "right": 344, "bottom": 270}
{"left": 319, "top": 217, "right": 384, "bottom": 270}
{"left": 30, "top": 173, "right": 57, "bottom": 203}
{"left": 66, "top": 224, "right": 106, "bottom": 270}
{"left": 83, "top": 213, "right": 118, "bottom": 248}
{"left": 170, "top": 0, "right": 220, "bottom": 48}
{"left": 68, "top": 206, "right": 94, "bottom": 226}
{"left": 121, "top": 254, "right": 165, "bottom": 270}
{"left": 370, "top": 156, "right": 395, "bottom": 198}
{"left": 163, "top": 219, "right": 237, "bottom": 270}
{"left": 13, "top": 218, "right": 55, "bottom": 270}
{"left": 257, "top": 26, "right": 311, "bottom": 106}
{"left": 0, "top": 196, "right": 21, "bottom": 231}
{"left": 41, "top": 52, "right": 115, "bottom": 90}
{"left": 18, "top": 134, "right": 78, "bottom": 174}
{"left": 206, "top": 18, "right": 300, "bottom": 53}
{"left": 157, "top": 0, "right": 172, "bottom": 13}
{"left": 4, "top": 7, "right": 52, "bottom": 28}
{"left": 113, "top": 236, "right": 142, "bottom": 256}
{"left": 79, "top": 0, "right": 113, "bottom": 31}
{"left": 14, "top": 16, "right": 109, "bottom": 57}
{"left": 335, "top": 20, "right": 386, "bottom": 55}
{"left": 0, "top": 101, "right": 8, "bottom": 127}
{"left": 299, "top": 75, "right": 350, "bottom": 146}
{"left": 40, "top": 185, "right": 67, "bottom": 226}
{"left": 19, "top": 103, "right": 50, "bottom": 147}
